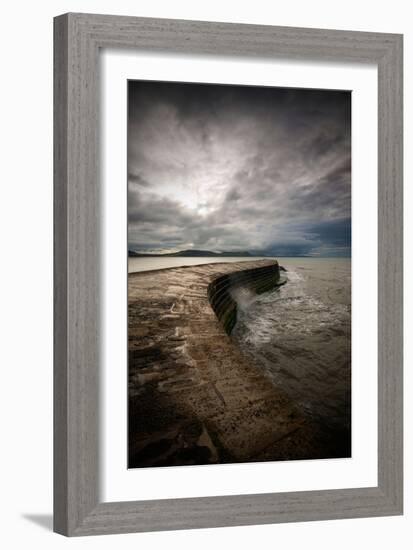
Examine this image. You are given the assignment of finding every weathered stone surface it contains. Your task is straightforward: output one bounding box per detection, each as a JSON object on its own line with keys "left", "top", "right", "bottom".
{"left": 128, "top": 260, "right": 325, "bottom": 468}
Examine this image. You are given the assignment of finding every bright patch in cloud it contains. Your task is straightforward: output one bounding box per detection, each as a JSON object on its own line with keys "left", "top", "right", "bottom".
{"left": 128, "top": 81, "right": 351, "bottom": 257}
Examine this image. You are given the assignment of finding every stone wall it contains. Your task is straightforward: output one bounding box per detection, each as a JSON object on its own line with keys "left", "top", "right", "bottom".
{"left": 208, "top": 262, "right": 282, "bottom": 333}
{"left": 128, "top": 260, "right": 321, "bottom": 468}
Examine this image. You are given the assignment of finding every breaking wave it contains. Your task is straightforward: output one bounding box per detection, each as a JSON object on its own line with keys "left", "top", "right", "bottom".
{"left": 232, "top": 259, "right": 351, "bottom": 434}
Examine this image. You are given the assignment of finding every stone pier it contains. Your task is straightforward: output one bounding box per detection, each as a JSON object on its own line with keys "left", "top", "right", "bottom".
{"left": 128, "top": 260, "right": 321, "bottom": 468}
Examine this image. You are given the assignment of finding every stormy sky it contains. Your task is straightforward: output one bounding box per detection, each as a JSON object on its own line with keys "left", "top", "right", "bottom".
{"left": 128, "top": 81, "right": 351, "bottom": 257}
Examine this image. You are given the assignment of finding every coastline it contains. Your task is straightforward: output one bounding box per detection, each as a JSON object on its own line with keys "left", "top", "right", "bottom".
{"left": 128, "top": 259, "right": 345, "bottom": 468}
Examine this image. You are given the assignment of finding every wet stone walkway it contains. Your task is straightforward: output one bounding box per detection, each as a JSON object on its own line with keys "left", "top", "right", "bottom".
{"left": 128, "top": 260, "right": 337, "bottom": 468}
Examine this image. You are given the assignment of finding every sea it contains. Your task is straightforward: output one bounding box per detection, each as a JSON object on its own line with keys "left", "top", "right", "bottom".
{"left": 232, "top": 257, "right": 351, "bottom": 438}
{"left": 129, "top": 256, "right": 351, "bottom": 442}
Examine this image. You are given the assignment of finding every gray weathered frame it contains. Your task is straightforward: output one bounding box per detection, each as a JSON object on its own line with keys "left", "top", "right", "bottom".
{"left": 54, "top": 13, "right": 403, "bottom": 536}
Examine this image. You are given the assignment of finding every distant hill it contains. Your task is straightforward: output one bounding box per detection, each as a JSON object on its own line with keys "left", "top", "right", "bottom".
{"left": 128, "top": 249, "right": 257, "bottom": 258}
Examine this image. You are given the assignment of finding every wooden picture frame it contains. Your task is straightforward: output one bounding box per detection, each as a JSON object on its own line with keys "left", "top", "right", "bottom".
{"left": 54, "top": 13, "right": 403, "bottom": 536}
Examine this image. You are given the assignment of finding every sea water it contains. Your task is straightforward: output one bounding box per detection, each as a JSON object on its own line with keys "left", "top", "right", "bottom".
{"left": 232, "top": 258, "right": 351, "bottom": 436}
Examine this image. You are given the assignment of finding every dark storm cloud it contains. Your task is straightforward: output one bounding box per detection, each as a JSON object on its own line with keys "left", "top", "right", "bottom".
{"left": 306, "top": 217, "right": 351, "bottom": 247}
{"left": 128, "top": 172, "right": 151, "bottom": 188}
{"left": 262, "top": 217, "right": 351, "bottom": 257}
{"left": 128, "top": 81, "right": 351, "bottom": 256}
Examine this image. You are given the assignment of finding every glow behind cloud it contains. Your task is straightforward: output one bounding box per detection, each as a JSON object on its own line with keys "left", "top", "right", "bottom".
{"left": 128, "top": 81, "right": 351, "bottom": 257}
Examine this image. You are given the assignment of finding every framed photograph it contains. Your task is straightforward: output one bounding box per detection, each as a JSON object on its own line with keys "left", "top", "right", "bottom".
{"left": 54, "top": 13, "right": 403, "bottom": 536}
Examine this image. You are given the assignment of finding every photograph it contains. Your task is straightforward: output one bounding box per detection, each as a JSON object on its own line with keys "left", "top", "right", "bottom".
{"left": 127, "top": 80, "right": 351, "bottom": 469}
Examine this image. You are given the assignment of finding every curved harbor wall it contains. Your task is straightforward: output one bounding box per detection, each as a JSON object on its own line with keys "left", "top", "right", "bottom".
{"left": 207, "top": 262, "right": 282, "bottom": 334}
{"left": 128, "top": 259, "right": 312, "bottom": 469}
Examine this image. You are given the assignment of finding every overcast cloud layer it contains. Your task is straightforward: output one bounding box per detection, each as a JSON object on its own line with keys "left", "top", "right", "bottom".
{"left": 128, "top": 81, "right": 351, "bottom": 257}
